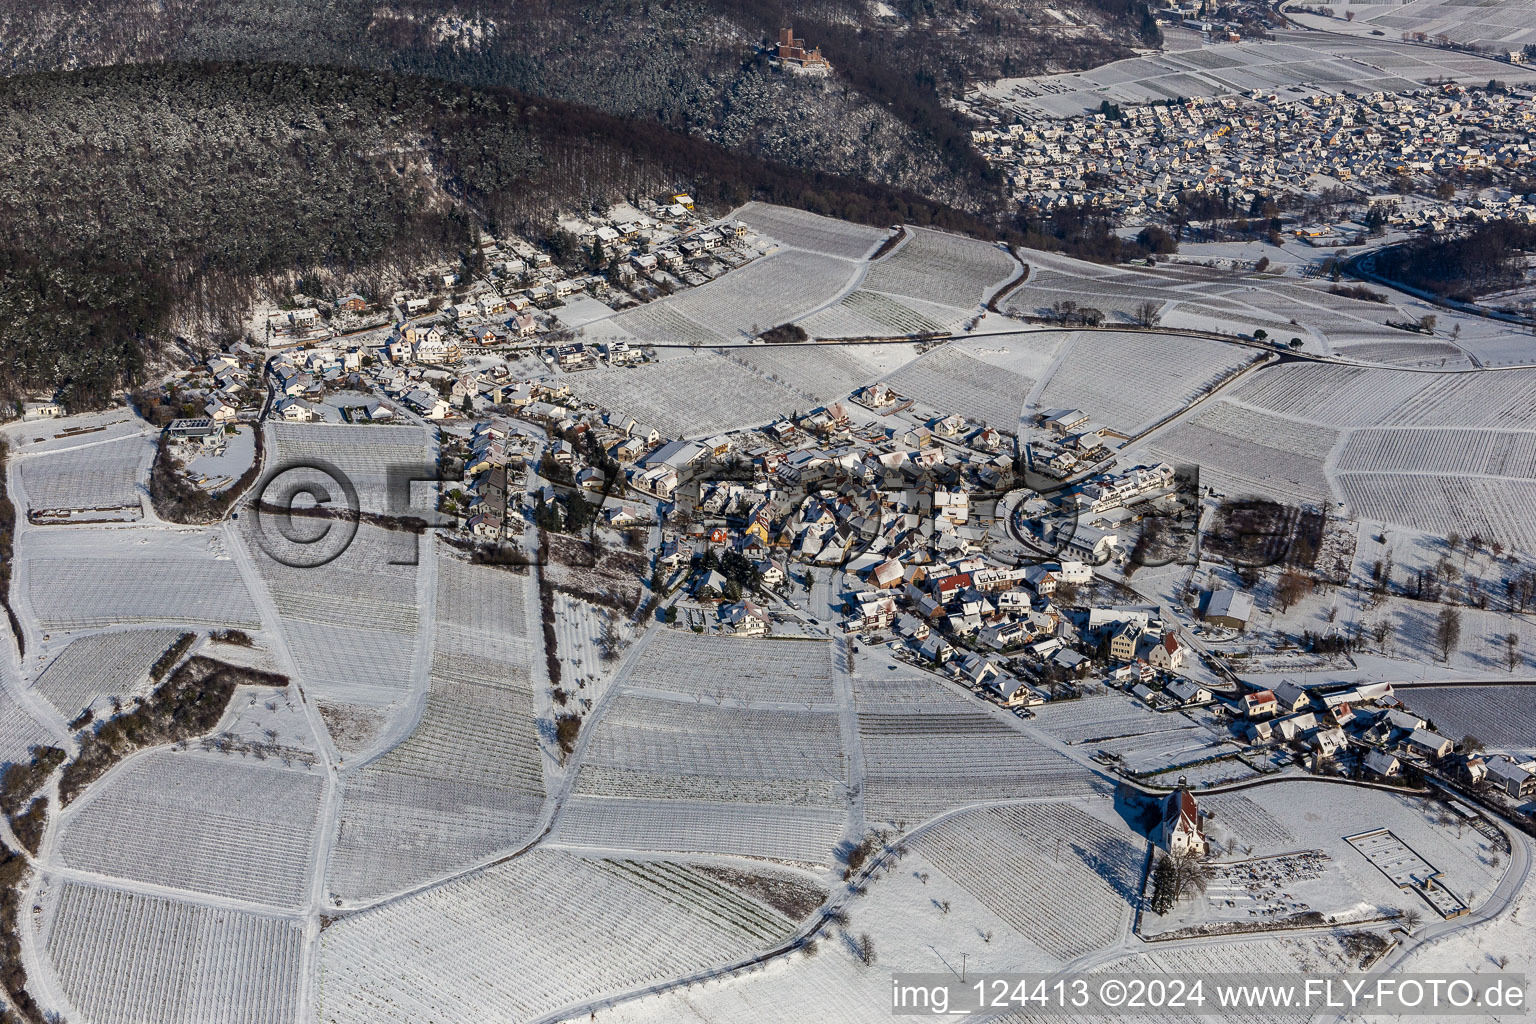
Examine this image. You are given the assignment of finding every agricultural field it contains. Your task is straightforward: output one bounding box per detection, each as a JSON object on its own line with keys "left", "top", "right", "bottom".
{"left": 716, "top": 343, "right": 920, "bottom": 407}
{"left": 554, "top": 794, "right": 848, "bottom": 866}
{"left": 859, "top": 702, "right": 1102, "bottom": 827}
{"left": 30, "top": 627, "right": 185, "bottom": 720}
{"left": 266, "top": 422, "right": 435, "bottom": 515}
{"left": 17, "top": 526, "right": 261, "bottom": 633}
{"left": 1145, "top": 399, "right": 1337, "bottom": 502}
{"left": 912, "top": 801, "right": 1141, "bottom": 958}
{"left": 797, "top": 291, "right": 955, "bottom": 338}
{"left": 318, "top": 849, "right": 794, "bottom": 1023}
{"left": 566, "top": 352, "right": 809, "bottom": 437}
{"left": 41, "top": 879, "right": 304, "bottom": 1024}
{"left": 861, "top": 229, "right": 1017, "bottom": 309}
{"left": 328, "top": 553, "right": 545, "bottom": 901}
{"left": 16, "top": 433, "right": 153, "bottom": 522}
{"left": 1319, "top": 0, "right": 1536, "bottom": 50}
{"left": 0, "top": 683, "right": 53, "bottom": 767}
{"left": 1032, "top": 330, "right": 1257, "bottom": 436}
{"left": 880, "top": 343, "right": 1035, "bottom": 431}
{"left": 572, "top": 694, "right": 846, "bottom": 807}
{"left": 54, "top": 749, "right": 326, "bottom": 908}
{"left": 623, "top": 631, "right": 836, "bottom": 704}
{"left": 732, "top": 202, "right": 892, "bottom": 260}
{"left": 244, "top": 520, "right": 420, "bottom": 710}
{"left": 5, "top": 409, "right": 147, "bottom": 455}
{"left": 614, "top": 250, "right": 859, "bottom": 342}
{"left": 981, "top": 32, "right": 1536, "bottom": 117}
{"left": 1335, "top": 474, "right": 1536, "bottom": 553}
{"left": 212, "top": 685, "right": 321, "bottom": 764}
{"left": 1031, "top": 694, "right": 1186, "bottom": 745}
{"left": 1393, "top": 685, "right": 1536, "bottom": 750}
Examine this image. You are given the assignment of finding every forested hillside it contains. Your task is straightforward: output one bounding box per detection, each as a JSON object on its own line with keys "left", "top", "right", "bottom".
{"left": 0, "top": 0, "right": 1151, "bottom": 207}
{"left": 0, "top": 62, "right": 997, "bottom": 408}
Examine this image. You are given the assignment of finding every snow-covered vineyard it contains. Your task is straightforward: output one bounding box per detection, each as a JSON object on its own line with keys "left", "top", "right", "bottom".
{"left": 4, "top": 198, "right": 1536, "bottom": 1024}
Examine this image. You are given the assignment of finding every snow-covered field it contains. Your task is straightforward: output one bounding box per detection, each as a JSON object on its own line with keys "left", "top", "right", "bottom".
{"left": 607, "top": 249, "right": 860, "bottom": 344}
{"left": 881, "top": 343, "right": 1035, "bottom": 431}
{"left": 566, "top": 353, "right": 811, "bottom": 437}
{"left": 30, "top": 627, "right": 185, "bottom": 720}
{"left": 17, "top": 527, "right": 261, "bottom": 633}
{"left": 318, "top": 850, "right": 794, "bottom": 1023}
{"left": 245, "top": 520, "right": 420, "bottom": 709}
{"left": 861, "top": 229, "right": 1016, "bottom": 309}
{"left": 625, "top": 631, "right": 836, "bottom": 704}
{"left": 857, "top": 678, "right": 1103, "bottom": 827}
{"left": 54, "top": 749, "right": 326, "bottom": 908}
{"left": 267, "top": 422, "right": 435, "bottom": 515}
{"left": 16, "top": 433, "right": 153, "bottom": 520}
{"left": 1032, "top": 330, "right": 1256, "bottom": 436}
{"left": 327, "top": 552, "right": 545, "bottom": 901}
{"left": 732, "top": 202, "right": 892, "bottom": 260}
{"left": 41, "top": 879, "right": 304, "bottom": 1024}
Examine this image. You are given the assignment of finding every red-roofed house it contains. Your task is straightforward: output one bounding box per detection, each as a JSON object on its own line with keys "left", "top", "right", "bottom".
{"left": 1244, "top": 689, "right": 1278, "bottom": 719}
{"left": 1148, "top": 632, "right": 1187, "bottom": 672}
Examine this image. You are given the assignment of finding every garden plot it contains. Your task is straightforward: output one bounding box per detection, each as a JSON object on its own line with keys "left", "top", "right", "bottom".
{"left": 19, "top": 527, "right": 260, "bottom": 632}
{"left": 1034, "top": 331, "right": 1256, "bottom": 436}
{"left": 328, "top": 555, "right": 543, "bottom": 901}
{"left": 624, "top": 630, "right": 835, "bottom": 704}
{"left": 880, "top": 344, "right": 1034, "bottom": 430}
{"left": 863, "top": 229, "right": 1016, "bottom": 309}
{"left": 18, "top": 433, "right": 152, "bottom": 522}
{"left": 30, "top": 627, "right": 184, "bottom": 720}
{"left": 41, "top": 879, "right": 302, "bottom": 1024}
{"left": 913, "top": 802, "right": 1141, "bottom": 958}
{"left": 246, "top": 520, "right": 420, "bottom": 708}
{"left": 54, "top": 749, "right": 325, "bottom": 908}
{"left": 318, "top": 849, "right": 791, "bottom": 1024}
{"left": 566, "top": 353, "right": 809, "bottom": 437}
{"left": 573, "top": 694, "right": 846, "bottom": 807}
{"left": 859, "top": 707, "right": 1102, "bottom": 827}
{"left": 732, "top": 202, "right": 892, "bottom": 260}
{"left": 1242, "top": 781, "right": 1507, "bottom": 910}
{"left": 266, "top": 421, "right": 435, "bottom": 515}
{"left": 1145, "top": 400, "right": 1337, "bottom": 502}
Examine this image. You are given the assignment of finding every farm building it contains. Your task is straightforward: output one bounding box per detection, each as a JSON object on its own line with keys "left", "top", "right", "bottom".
{"left": 1204, "top": 588, "right": 1254, "bottom": 630}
